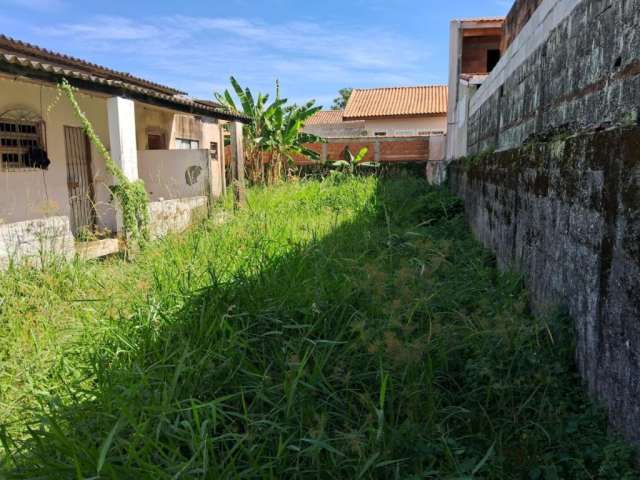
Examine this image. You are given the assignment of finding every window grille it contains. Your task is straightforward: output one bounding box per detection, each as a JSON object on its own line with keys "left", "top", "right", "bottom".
{"left": 175, "top": 138, "right": 200, "bottom": 150}
{"left": 0, "top": 109, "right": 46, "bottom": 171}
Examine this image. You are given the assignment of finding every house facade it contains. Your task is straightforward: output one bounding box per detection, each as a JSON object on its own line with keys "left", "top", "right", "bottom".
{"left": 0, "top": 35, "right": 247, "bottom": 267}
{"left": 445, "top": 17, "right": 505, "bottom": 162}
{"left": 302, "top": 86, "right": 448, "bottom": 171}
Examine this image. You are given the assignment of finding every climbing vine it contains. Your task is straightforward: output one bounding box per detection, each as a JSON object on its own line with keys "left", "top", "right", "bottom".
{"left": 55, "top": 79, "right": 150, "bottom": 248}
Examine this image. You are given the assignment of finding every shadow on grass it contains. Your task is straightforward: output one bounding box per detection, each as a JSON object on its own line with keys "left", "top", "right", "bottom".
{"left": 1, "top": 177, "right": 636, "bottom": 479}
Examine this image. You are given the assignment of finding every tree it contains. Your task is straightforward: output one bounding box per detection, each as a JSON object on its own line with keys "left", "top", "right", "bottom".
{"left": 215, "top": 77, "right": 324, "bottom": 184}
{"left": 332, "top": 88, "right": 353, "bottom": 110}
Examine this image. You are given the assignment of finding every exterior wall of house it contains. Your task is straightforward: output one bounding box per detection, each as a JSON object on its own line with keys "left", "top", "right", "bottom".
{"left": 135, "top": 105, "right": 175, "bottom": 151}
{"left": 461, "top": 36, "right": 502, "bottom": 74}
{"left": 446, "top": 20, "right": 503, "bottom": 161}
{"left": 362, "top": 115, "right": 447, "bottom": 136}
{"left": 0, "top": 76, "right": 115, "bottom": 232}
{"left": 0, "top": 76, "right": 227, "bottom": 266}
{"left": 138, "top": 149, "right": 211, "bottom": 201}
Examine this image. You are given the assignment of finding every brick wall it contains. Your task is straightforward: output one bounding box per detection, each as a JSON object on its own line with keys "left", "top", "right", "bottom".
{"left": 226, "top": 137, "right": 433, "bottom": 166}
{"left": 380, "top": 139, "right": 429, "bottom": 162}
{"left": 461, "top": 35, "right": 503, "bottom": 74}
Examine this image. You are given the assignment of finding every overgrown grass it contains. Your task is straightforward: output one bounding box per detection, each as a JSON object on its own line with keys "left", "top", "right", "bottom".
{"left": 0, "top": 177, "right": 635, "bottom": 479}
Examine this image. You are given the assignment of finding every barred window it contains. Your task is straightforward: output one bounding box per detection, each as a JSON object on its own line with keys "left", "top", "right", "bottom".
{"left": 0, "top": 110, "right": 45, "bottom": 171}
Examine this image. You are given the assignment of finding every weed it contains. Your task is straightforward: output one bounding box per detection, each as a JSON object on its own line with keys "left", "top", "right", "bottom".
{"left": 0, "top": 177, "right": 634, "bottom": 479}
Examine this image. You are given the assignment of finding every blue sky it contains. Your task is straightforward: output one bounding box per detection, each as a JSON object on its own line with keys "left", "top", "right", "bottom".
{"left": 0, "top": 0, "right": 510, "bottom": 108}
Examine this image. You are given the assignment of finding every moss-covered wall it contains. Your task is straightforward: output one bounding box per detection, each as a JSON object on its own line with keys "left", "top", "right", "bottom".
{"left": 450, "top": 125, "right": 640, "bottom": 445}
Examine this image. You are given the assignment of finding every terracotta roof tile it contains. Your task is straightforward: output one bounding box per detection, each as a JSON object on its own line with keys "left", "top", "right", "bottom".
{"left": 343, "top": 85, "right": 448, "bottom": 120}
{"left": 305, "top": 110, "right": 344, "bottom": 125}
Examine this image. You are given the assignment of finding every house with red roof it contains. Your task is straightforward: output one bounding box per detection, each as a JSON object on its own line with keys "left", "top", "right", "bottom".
{"left": 302, "top": 85, "right": 448, "bottom": 170}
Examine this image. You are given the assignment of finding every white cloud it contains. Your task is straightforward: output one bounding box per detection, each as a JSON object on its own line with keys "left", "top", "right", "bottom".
{"left": 35, "top": 14, "right": 436, "bottom": 105}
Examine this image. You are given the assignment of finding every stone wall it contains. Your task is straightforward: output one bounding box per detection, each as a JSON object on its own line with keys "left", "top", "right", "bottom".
{"left": 148, "top": 196, "right": 208, "bottom": 240}
{"left": 450, "top": 125, "right": 640, "bottom": 445}
{"left": 448, "top": 0, "right": 640, "bottom": 446}
{"left": 468, "top": 0, "right": 639, "bottom": 154}
{"left": 0, "top": 216, "right": 75, "bottom": 268}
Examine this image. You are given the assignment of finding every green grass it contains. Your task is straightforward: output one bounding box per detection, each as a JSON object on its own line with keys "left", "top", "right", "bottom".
{"left": 0, "top": 176, "right": 635, "bottom": 479}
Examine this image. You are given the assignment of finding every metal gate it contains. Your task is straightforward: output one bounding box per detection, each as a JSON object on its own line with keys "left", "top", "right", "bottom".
{"left": 64, "top": 126, "right": 95, "bottom": 236}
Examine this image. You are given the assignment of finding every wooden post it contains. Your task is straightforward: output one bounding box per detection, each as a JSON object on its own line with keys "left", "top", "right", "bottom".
{"left": 229, "top": 120, "right": 246, "bottom": 209}
{"left": 219, "top": 124, "right": 227, "bottom": 197}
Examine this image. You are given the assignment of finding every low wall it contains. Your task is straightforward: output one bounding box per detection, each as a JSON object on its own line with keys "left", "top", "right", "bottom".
{"left": 296, "top": 136, "right": 436, "bottom": 165}
{"left": 0, "top": 216, "right": 74, "bottom": 268}
{"left": 138, "top": 150, "right": 214, "bottom": 201}
{"left": 148, "top": 196, "right": 208, "bottom": 240}
{"left": 449, "top": 125, "right": 640, "bottom": 445}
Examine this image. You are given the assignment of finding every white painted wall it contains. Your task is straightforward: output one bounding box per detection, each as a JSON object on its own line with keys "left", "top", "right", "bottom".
{"left": 138, "top": 149, "right": 214, "bottom": 201}
{"left": 0, "top": 76, "right": 116, "bottom": 231}
{"left": 108, "top": 97, "right": 139, "bottom": 181}
{"left": 363, "top": 115, "right": 447, "bottom": 137}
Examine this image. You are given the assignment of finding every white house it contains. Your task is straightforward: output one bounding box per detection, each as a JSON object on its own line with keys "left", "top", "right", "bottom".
{"left": 0, "top": 34, "right": 248, "bottom": 267}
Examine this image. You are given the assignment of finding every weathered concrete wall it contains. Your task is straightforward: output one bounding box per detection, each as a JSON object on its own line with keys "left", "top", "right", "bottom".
{"left": 138, "top": 149, "right": 212, "bottom": 201}
{"left": 148, "top": 196, "right": 208, "bottom": 240}
{"left": 0, "top": 216, "right": 74, "bottom": 268}
{"left": 468, "top": 0, "right": 640, "bottom": 154}
{"left": 450, "top": 125, "right": 640, "bottom": 445}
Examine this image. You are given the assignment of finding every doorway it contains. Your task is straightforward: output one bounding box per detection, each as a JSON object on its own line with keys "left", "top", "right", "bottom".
{"left": 64, "top": 126, "right": 95, "bottom": 237}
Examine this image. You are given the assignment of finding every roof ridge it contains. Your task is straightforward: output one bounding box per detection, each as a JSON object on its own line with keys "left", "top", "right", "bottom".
{"left": 352, "top": 85, "right": 447, "bottom": 92}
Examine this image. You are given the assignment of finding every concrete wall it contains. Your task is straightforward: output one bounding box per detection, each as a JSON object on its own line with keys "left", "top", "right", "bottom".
{"left": 0, "top": 216, "right": 74, "bottom": 268}
{"left": 447, "top": 0, "right": 640, "bottom": 447}
{"left": 449, "top": 125, "right": 640, "bottom": 446}
{"left": 148, "top": 196, "right": 208, "bottom": 240}
{"left": 138, "top": 149, "right": 213, "bottom": 201}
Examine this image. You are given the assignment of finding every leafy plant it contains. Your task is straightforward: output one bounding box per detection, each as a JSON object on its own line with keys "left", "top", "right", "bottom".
{"left": 332, "top": 146, "right": 378, "bottom": 175}
{"left": 215, "top": 77, "right": 325, "bottom": 184}
{"left": 56, "top": 79, "right": 150, "bottom": 249}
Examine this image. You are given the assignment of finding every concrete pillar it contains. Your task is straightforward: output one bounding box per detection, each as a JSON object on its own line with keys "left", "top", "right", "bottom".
{"left": 374, "top": 141, "right": 381, "bottom": 163}
{"left": 107, "top": 97, "right": 138, "bottom": 181}
{"left": 321, "top": 143, "right": 328, "bottom": 162}
{"left": 229, "top": 121, "right": 246, "bottom": 208}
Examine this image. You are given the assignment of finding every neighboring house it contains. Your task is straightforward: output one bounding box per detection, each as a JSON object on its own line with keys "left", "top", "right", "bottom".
{"left": 0, "top": 34, "right": 248, "bottom": 267}
{"left": 445, "top": 17, "right": 505, "bottom": 161}
{"left": 302, "top": 85, "right": 448, "bottom": 169}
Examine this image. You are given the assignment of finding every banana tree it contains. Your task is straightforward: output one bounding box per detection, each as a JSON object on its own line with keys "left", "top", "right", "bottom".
{"left": 215, "top": 77, "right": 324, "bottom": 184}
